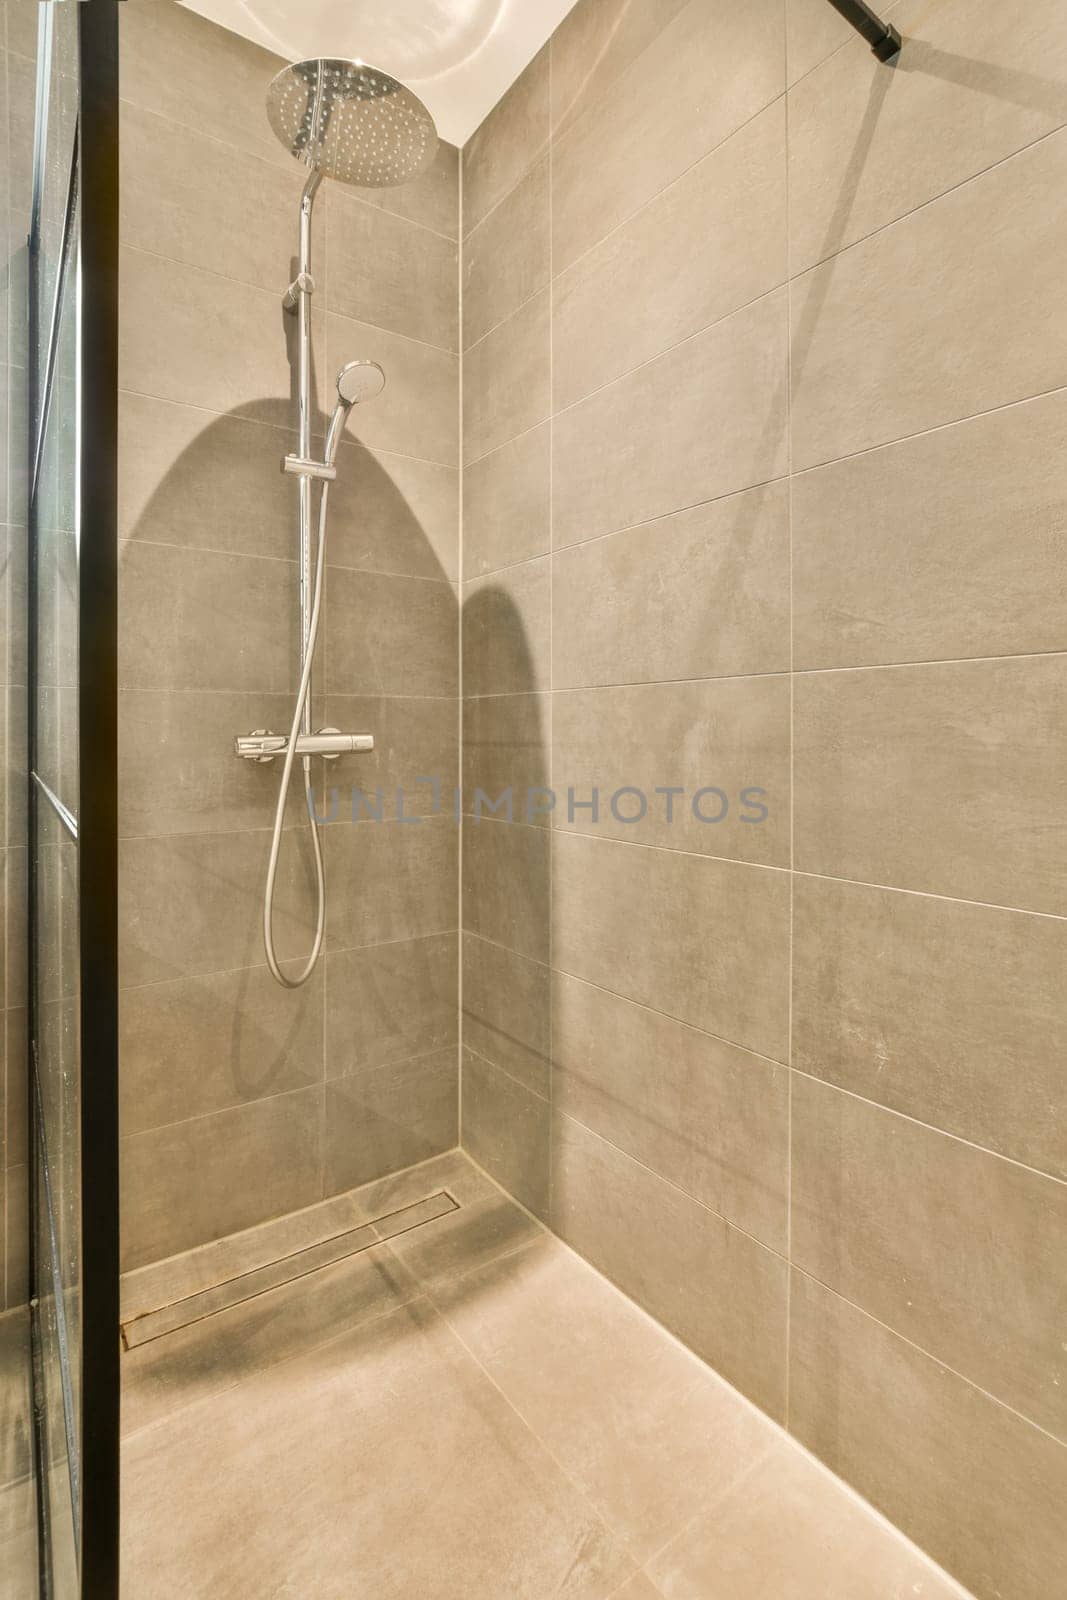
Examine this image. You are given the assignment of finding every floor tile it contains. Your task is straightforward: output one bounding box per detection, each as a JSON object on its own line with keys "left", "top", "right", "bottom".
{"left": 122, "top": 1296, "right": 636, "bottom": 1599}
{"left": 432, "top": 1234, "right": 780, "bottom": 1563}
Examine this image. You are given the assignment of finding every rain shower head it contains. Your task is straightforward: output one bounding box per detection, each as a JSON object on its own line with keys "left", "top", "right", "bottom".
{"left": 336, "top": 360, "right": 386, "bottom": 407}
{"left": 266, "top": 59, "right": 438, "bottom": 188}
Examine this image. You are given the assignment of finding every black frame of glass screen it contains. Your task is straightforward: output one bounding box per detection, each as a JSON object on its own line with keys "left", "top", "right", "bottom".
{"left": 26, "top": 2, "right": 121, "bottom": 1595}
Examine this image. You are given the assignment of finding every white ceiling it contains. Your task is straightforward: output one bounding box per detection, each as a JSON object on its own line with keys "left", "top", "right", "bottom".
{"left": 179, "top": 0, "right": 582, "bottom": 146}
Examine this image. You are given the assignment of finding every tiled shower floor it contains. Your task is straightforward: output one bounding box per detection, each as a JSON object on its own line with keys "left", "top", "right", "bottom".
{"left": 119, "top": 1151, "right": 972, "bottom": 1599}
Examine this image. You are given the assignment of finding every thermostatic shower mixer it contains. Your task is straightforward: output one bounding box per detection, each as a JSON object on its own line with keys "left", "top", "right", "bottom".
{"left": 234, "top": 728, "right": 375, "bottom": 763}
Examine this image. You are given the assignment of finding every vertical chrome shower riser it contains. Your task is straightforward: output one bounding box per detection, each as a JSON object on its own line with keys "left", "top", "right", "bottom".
{"left": 294, "top": 174, "right": 321, "bottom": 754}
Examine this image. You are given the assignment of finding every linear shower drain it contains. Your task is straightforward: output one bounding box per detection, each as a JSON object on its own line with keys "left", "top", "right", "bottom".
{"left": 121, "top": 1189, "right": 459, "bottom": 1351}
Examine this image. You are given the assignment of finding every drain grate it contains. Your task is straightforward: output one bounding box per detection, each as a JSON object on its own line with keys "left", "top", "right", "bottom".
{"left": 121, "top": 1189, "right": 459, "bottom": 1351}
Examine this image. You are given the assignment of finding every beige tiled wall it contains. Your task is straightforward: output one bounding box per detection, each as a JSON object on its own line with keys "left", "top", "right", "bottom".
{"left": 458, "top": 1, "right": 1067, "bottom": 1595}
{"left": 117, "top": 0, "right": 461, "bottom": 1271}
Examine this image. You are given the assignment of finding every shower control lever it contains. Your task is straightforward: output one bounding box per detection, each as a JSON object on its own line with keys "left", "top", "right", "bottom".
{"left": 235, "top": 728, "right": 374, "bottom": 763}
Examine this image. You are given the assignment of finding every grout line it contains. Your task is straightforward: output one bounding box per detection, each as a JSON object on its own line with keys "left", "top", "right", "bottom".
{"left": 790, "top": 1066, "right": 1067, "bottom": 1191}
{"left": 467, "top": 924, "right": 790, "bottom": 1069}
{"left": 462, "top": 1041, "right": 548, "bottom": 1109}
{"left": 459, "top": 1148, "right": 985, "bottom": 1597}
{"left": 462, "top": 276, "right": 549, "bottom": 359}
{"left": 793, "top": 1263, "right": 1067, "bottom": 1454}
{"left": 791, "top": 377, "right": 1067, "bottom": 477}
{"left": 426, "top": 1281, "right": 645, "bottom": 1572}
{"left": 457, "top": 150, "right": 466, "bottom": 1153}
{"left": 118, "top": 686, "right": 458, "bottom": 702}
{"left": 117, "top": 382, "right": 463, "bottom": 475}
{"left": 121, "top": 238, "right": 460, "bottom": 360}
{"left": 784, "top": 0, "right": 795, "bottom": 1432}
{"left": 124, "top": 1045, "right": 459, "bottom": 1147}
{"left": 466, "top": 920, "right": 1067, "bottom": 1189}
{"left": 790, "top": 865, "right": 1067, "bottom": 924}
{"left": 118, "top": 929, "right": 460, "bottom": 996}
{"left": 791, "top": 116, "right": 1067, "bottom": 282}
{"left": 785, "top": 0, "right": 904, "bottom": 91}
{"left": 547, "top": 45, "right": 557, "bottom": 1233}
{"left": 547, "top": 283, "right": 787, "bottom": 425}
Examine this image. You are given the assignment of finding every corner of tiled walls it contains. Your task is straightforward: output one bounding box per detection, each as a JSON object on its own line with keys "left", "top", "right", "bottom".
{"left": 457, "top": 3, "right": 1067, "bottom": 1598}
{"left": 1, "top": 0, "right": 34, "bottom": 1317}
{"left": 116, "top": 0, "right": 462, "bottom": 1271}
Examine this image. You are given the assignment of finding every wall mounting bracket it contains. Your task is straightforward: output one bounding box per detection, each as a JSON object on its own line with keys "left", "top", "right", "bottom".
{"left": 825, "top": 0, "right": 902, "bottom": 62}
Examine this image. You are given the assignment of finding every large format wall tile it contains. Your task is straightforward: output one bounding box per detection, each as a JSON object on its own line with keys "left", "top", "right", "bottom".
{"left": 794, "top": 655, "right": 1067, "bottom": 913}
{"left": 321, "top": 694, "right": 459, "bottom": 820}
{"left": 791, "top": 128, "right": 1067, "bottom": 468}
{"left": 119, "top": 689, "right": 298, "bottom": 837}
{"left": 462, "top": 424, "right": 550, "bottom": 578}
{"left": 550, "top": 0, "right": 692, "bottom": 139}
{"left": 554, "top": 102, "right": 787, "bottom": 410}
{"left": 793, "top": 874, "right": 1067, "bottom": 1179}
{"left": 119, "top": 0, "right": 293, "bottom": 172}
{"left": 326, "top": 190, "right": 458, "bottom": 350}
{"left": 552, "top": 678, "right": 790, "bottom": 867}
{"left": 462, "top": 932, "right": 549, "bottom": 1098}
{"left": 463, "top": 160, "right": 549, "bottom": 351}
{"left": 120, "top": 963, "right": 323, "bottom": 1134}
{"left": 462, "top": 556, "right": 550, "bottom": 697}
{"left": 324, "top": 815, "right": 458, "bottom": 954}
{"left": 793, "top": 387, "right": 1067, "bottom": 668}
{"left": 327, "top": 440, "right": 459, "bottom": 582}
{"left": 461, "top": 1047, "right": 550, "bottom": 1221}
{"left": 462, "top": 818, "right": 550, "bottom": 965}
{"left": 552, "top": 1112, "right": 788, "bottom": 1418}
{"left": 552, "top": 484, "right": 790, "bottom": 685}
{"left": 120, "top": 828, "right": 318, "bottom": 989}
{"left": 323, "top": 1050, "right": 458, "bottom": 1194}
{"left": 463, "top": 693, "right": 549, "bottom": 819}
{"left": 552, "top": 972, "right": 788, "bottom": 1251}
{"left": 347, "top": 141, "right": 459, "bottom": 241}
{"left": 551, "top": 0, "right": 784, "bottom": 273}
{"left": 119, "top": 99, "right": 308, "bottom": 295}
{"left": 326, "top": 312, "right": 459, "bottom": 467}
{"left": 119, "top": 393, "right": 298, "bottom": 562}
{"left": 119, "top": 541, "right": 297, "bottom": 693}
{"left": 121, "top": 1084, "right": 323, "bottom": 1270}
{"left": 324, "top": 933, "right": 458, "bottom": 1080}
{"left": 789, "top": 1272, "right": 1067, "bottom": 1600}
{"left": 120, "top": 247, "right": 312, "bottom": 420}
{"left": 462, "top": 289, "right": 550, "bottom": 465}
{"left": 785, "top": 0, "right": 900, "bottom": 87}
{"left": 462, "top": 46, "right": 549, "bottom": 235}
{"left": 553, "top": 291, "right": 789, "bottom": 548}
{"left": 325, "top": 568, "right": 458, "bottom": 698}
{"left": 552, "top": 832, "right": 790, "bottom": 1062}
{"left": 789, "top": 0, "right": 1067, "bottom": 274}
{"left": 791, "top": 1074, "right": 1067, "bottom": 1440}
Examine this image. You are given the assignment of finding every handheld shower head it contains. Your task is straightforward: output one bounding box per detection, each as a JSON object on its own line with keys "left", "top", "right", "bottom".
{"left": 266, "top": 59, "right": 438, "bottom": 188}
{"left": 336, "top": 360, "right": 386, "bottom": 407}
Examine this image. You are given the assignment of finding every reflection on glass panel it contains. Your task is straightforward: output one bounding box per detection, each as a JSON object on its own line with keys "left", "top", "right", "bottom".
{"left": 34, "top": 0, "right": 79, "bottom": 379}
{"left": 30, "top": 0, "right": 84, "bottom": 1590}
{"left": 33, "top": 799, "right": 81, "bottom": 1596}
{"left": 34, "top": 178, "right": 80, "bottom": 810}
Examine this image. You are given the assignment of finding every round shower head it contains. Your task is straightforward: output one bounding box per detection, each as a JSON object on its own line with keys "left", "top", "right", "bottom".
{"left": 266, "top": 59, "right": 438, "bottom": 188}
{"left": 336, "top": 360, "right": 386, "bottom": 406}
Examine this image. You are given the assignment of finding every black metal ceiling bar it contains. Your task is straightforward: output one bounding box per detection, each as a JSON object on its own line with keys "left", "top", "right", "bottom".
{"left": 825, "top": 0, "right": 903, "bottom": 62}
